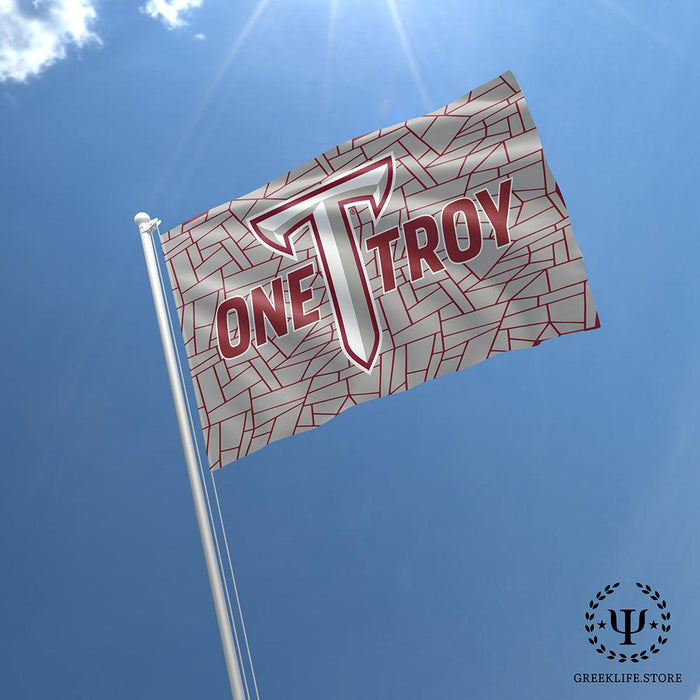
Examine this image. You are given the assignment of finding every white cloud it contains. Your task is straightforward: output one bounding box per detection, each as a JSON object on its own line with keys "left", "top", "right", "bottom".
{"left": 0, "top": 0, "right": 99, "bottom": 83}
{"left": 193, "top": 32, "right": 205, "bottom": 40}
{"left": 140, "top": 0, "right": 204, "bottom": 30}
{"left": 690, "top": 684, "right": 700, "bottom": 700}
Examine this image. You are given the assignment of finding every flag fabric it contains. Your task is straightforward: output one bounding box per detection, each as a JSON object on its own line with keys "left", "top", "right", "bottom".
{"left": 160, "top": 71, "right": 599, "bottom": 470}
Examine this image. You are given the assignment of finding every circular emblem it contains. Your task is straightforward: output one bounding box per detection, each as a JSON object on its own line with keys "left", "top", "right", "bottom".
{"left": 584, "top": 582, "right": 671, "bottom": 662}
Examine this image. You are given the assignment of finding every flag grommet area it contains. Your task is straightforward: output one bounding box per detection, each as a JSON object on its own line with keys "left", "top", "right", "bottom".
{"left": 159, "top": 71, "right": 599, "bottom": 470}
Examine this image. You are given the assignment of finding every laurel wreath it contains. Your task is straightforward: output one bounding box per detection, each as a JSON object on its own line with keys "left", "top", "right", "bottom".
{"left": 584, "top": 582, "right": 671, "bottom": 663}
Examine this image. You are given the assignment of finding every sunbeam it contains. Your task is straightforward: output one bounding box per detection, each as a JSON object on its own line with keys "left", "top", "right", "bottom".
{"left": 149, "top": 0, "right": 271, "bottom": 208}
{"left": 385, "top": 0, "right": 431, "bottom": 111}
{"left": 593, "top": 0, "right": 681, "bottom": 54}
{"left": 320, "top": 0, "right": 339, "bottom": 140}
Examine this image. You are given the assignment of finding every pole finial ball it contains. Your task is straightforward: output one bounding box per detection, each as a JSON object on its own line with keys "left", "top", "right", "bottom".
{"left": 134, "top": 212, "right": 152, "bottom": 228}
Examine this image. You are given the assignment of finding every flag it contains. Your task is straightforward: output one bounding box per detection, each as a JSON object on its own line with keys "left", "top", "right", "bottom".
{"left": 160, "top": 71, "right": 599, "bottom": 470}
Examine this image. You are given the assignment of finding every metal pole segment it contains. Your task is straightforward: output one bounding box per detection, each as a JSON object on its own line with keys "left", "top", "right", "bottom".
{"left": 134, "top": 212, "right": 247, "bottom": 700}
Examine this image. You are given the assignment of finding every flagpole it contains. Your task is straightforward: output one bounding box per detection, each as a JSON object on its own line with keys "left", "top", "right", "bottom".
{"left": 134, "top": 212, "right": 247, "bottom": 700}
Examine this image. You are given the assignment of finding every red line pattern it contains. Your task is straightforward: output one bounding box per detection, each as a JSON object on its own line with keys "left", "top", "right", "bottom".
{"left": 160, "top": 71, "right": 599, "bottom": 470}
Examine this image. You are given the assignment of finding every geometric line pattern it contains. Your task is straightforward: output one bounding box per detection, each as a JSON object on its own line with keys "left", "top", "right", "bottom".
{"left": 160, "top": 71, "right": 599, "bottom": 470}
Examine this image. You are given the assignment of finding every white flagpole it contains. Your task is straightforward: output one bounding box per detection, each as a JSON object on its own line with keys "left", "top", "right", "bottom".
{"left": 134, "top": 212, "right": 247, "bottom": 700}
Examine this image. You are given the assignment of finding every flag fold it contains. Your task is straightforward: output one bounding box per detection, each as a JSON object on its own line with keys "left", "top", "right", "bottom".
{"left": 160, "top": 71, "right": 599, "bottom": 469}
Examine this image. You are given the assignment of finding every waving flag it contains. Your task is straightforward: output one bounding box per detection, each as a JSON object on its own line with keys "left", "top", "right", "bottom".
{"left": 160, "top": 71, "right": 599, "bottom": 470}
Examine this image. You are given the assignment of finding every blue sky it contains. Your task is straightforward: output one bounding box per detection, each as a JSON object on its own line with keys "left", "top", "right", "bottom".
{"left": 1, "top": 1, "right": 699, "bottom": 698}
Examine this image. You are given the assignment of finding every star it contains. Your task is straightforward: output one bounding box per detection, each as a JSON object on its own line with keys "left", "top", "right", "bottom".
{"left": 649, "top": 620, "right": 658, "bottom": 629}
{"left": 598, "top": 621, "right": 606, "bottom": 629}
